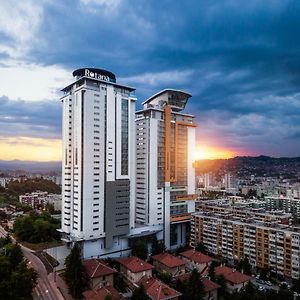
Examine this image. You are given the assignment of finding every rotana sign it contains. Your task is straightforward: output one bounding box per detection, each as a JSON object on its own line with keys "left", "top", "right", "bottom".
{"left": 84, "top": 69, "right": 110, "bottom": 81}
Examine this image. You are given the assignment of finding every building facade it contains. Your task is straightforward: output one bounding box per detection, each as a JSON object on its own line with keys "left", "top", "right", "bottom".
{"left": 135, "top": 89, "right": 196, "bottom": 249}
{"left": 191, "top": 210, "right": 300, "bottom": 279}
{"left": 60, "top": 68, "right": 136, "bottom": 258}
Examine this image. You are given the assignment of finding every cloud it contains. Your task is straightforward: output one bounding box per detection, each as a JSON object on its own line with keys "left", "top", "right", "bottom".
{"left": 0, "top": 61, "right": 71, "bottom": 101}
{"left": 0, "top": 1, "right": 44, "bottom": 58}
{"left": 1, "top": 0, "right": 300, "bottom": 157}
{"left": 0, "top": 96, "right": 61, "bottom": 140}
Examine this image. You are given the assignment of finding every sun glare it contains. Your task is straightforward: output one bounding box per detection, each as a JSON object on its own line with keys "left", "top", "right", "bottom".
{"left": 195, "top": 146, "right": 235, "bottom": 160}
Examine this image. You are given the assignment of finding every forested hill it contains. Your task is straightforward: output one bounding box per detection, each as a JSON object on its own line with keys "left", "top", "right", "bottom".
{"left": 194, "top": 156, "right": 300, "bottom": 178}
{"left": 1, "top": 178, "right": 61, "bottom": 195}
{"left": 0, "top": 160, "right": 61, "bottom": 173}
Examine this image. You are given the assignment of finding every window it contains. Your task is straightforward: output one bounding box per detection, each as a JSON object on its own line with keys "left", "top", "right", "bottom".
{"left": 121, "top": 98, "right": 129, "bottom": 175}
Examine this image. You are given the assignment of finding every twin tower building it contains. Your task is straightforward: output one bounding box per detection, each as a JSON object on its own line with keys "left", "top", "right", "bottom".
{"left": 60, "top": 68, "right": 197, "bottom": 258}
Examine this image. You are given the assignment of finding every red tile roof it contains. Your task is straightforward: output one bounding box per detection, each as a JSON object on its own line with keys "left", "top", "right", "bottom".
{"left": 152, "top": 253, "right": 185, "bottom": 268}
{"left": 83, "top": 286, "right": 121, "bottom": 300}
{"left": 118, "top": 256, "right": 154, "bottom": 273}
{"left": 176, "top": 274, "right": 220, "bottom": 293}
{"left": 139, "top": 276, "right": 181, "bottom": 300}
{"left": 215, "top": 266, "right": 251, "bottom": 284}
{"left": 202, "top": 278, "right": 220, "bottom": 292}
{"left": 179, "top": 249, "right": 213, "bottom": 264}
{"left": 83, "top": 259, "right": 117, "bottom": 279}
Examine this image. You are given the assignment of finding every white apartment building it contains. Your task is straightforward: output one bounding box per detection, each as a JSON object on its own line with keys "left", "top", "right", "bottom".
{"left": 60, "top": 68, "right": 136, "bottom": 258}
{"left": 135, "top": 89, "right": 196, "bottom": 249}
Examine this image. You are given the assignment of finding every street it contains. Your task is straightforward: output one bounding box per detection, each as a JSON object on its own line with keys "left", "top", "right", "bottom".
{"left": 0, "top": 226, "right": 64, "bottom": 300}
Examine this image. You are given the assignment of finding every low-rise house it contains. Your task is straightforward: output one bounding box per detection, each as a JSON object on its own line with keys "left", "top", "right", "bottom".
{"left": 139, "top": 276, "right": 181, "bottom": 300}
{"left": 118, "top": 256, "right": 153, "bottom": 283}
{"left": 214, "top": 266, "right": 251, "bottom": 293}
{"left": 179, "top": 249, "right": 212, "bottom": 275}
{"left": 83, "top": 259, "right": 117, "bottom": 289}
{"left": 83, "top": 286, "right": 121, "bottom": 300}
{"left": 202, "top": 278, "right": 220, "bottom": 300}
{"left": 152, "top": 252, "right": 186, "bottom": 276}
{"left": 176, "top": 274, "right": 219, "bottom": 300}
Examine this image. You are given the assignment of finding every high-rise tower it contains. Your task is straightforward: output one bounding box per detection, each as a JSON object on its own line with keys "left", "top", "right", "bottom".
{"left": 135, "top": 89, "right": 196, "bottom": 249}
{"left": 60, "top": 68, "right": 136, "bottom": 258}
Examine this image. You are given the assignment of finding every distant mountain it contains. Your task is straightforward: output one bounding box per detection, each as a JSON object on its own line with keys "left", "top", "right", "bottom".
{"left": 0, "top": 160, "right": 61, "bottom": 174}
{"left": 194, "top": 156, "right": 300, "bottom": 178}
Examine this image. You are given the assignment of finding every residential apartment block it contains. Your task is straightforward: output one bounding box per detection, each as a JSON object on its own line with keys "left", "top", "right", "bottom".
{"left": 19, "top": 191, "right": 62, "bottom": 211}
{"left": 191, "top": 208, "right": 300, "bottom": 279}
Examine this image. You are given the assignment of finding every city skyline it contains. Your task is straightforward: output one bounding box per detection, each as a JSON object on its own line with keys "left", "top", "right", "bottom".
{"left": 1, "top": 1, "right": 300, "bottom": 161}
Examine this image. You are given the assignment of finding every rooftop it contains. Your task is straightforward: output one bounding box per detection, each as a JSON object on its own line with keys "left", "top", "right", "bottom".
{"left": 139, "top": 276, "right": 181, "bottom": 300}
{"left": 152, "top": 252, "right": 185, "bottom": 268}
{"left": 215, "top": 266, "right": 251, "bottom": 284}
{"left": 83, "top": 286, "right": 120, "bottom": 300}
{"left": 202, "top": 278, "right": 220, "bottom": 292}
{"left": 118, "top": 256, "right": 153, "bottom": 273}
{"left": 83, "top": 259, "right": 117, "bottom": 278}
{"left": 179, "top": 249, "right": 213, "bottom": 264}
{"left": 142, "top": 89, "right": 192, "bottom": 112}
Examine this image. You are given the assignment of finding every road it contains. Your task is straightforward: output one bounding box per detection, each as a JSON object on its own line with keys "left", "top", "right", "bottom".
{"left": 0, "top": 226, "right": 64, "bottom": 300}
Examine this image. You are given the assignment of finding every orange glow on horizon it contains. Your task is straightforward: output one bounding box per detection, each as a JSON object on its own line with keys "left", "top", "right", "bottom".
{"left": 0, "top": 137, "right": 61, "bottom": 161}
{"left": 194, "top": 146, "right": 236, "bottom": 160}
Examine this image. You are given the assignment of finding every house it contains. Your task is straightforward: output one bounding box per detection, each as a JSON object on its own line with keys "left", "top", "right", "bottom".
{"left": 118, "top": 256, "right": 153, "bottom": 283}
{"left": 179, "top": 249, "right": 212, "bottom": 275}
{"left": 152, "top": 253, "right": 186, "bottom": 276}
{"left": 139, "top": 276, "right": 181, "bottom": 300}
{"left": 214, "top": 266, "right": 251, "bottom": 293}
{"left": 202, "top": 278, "right": 220, "bottom": 300}
{"left": 83, "top": 286, "right": 121, "bottom": 300}
{"left": 175, "top": 273, "right": 219, "bottom": 300}
{"left": 83, "top": 259, "right": 117, "bottom": 289}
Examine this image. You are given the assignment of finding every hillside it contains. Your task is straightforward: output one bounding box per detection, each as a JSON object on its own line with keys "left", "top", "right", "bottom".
{"left": 0, "top": 160, "right": 61, "bottom": 174}
{"left": 194, "top": 156, "right": 300, "bottom": 178}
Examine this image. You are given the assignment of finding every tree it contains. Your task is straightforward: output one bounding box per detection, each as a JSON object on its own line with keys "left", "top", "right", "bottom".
{"left": 104, "top": 294, "right": 112, "bottom": 300}
{"left": 10, "top": 260, "right": 38, "bottom": 299}
{"left": 175, "top": 269, "right": 205, "bottom": 300}
{"left": 156, "top": 272, "right": 172, "bottom": 285}
{"left": 64, "top": 243, "right": 88, "bottom": 299}
{"left": 236, "top": 257, "right": 252, "bottom": 275}
{"left": 215, "top": 274, "right": 227, "bottom": 298}
{"left": 195, "top": 242, "right": 206, "bottom": 253}
{"left": 151, "top": 236, "right": 166, "bottom": 256}
{"left": 13, "top": 213, "right": 60, "bottom": 243}
{"left": 208, "top": 260, "right": 219, "bottom": 281}
{"left": 132, "top": 284, "right": 148, "bottom": 300}
{"left": 131, "top": 239, "right": 148, "bottom": 260}
{"left": 5, "top": 243, "right": 23, "bottom": 270}
{"left": 277, "top": 285, "right": 294, "bottom": 300}
{"left": 185, "top": 269, "right": 205, "bottom": 300}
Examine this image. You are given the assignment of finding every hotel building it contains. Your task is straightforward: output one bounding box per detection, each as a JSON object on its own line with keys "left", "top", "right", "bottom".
{"left": 135, "top": 89, "right": 196, "bottom": 249}
{"left": 60, "top": 68, "right": 136, "bottom": 258}
{"left": 191, "top": 207, "right": 300, "bottom": 279}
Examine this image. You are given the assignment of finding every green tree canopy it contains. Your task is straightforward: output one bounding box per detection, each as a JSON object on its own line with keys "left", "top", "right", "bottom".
{"left": 64, "top": 243, "right": 88, "bottom": 299}
{"left": 131, "top": 239, "right": 148, "bottom": 260}
{"left": 132, "top": 284, "right": 148, "bottom": 300}
{"left": 151, "top": 236, "right": 166, "bottom": 256}
{"left": 4, "top": 243, "right": 23, "bottom": 270}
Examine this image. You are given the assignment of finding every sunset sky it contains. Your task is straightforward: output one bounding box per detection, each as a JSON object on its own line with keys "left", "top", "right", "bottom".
{"left": 0, "top": 1, "right": 300, "bottom": 161}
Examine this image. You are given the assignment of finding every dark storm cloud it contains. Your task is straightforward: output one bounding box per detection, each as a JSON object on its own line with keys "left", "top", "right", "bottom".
{"left": 0, "top": 96, "right": 61, "bottom": 139}
{"left": 2, "top": 0, "right": 300, "bottom": 155}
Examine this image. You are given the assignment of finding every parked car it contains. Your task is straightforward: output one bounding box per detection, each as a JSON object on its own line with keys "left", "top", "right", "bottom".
{"left": 258, "top": 286, "right": 265, "bottom": 292}
{"left": 266, "top": 281, "right": 272, "bottom": 286}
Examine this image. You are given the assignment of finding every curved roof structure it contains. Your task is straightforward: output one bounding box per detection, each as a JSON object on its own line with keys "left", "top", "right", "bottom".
{"left": 142, "top": 89, "right": 192, "bottom": 112}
